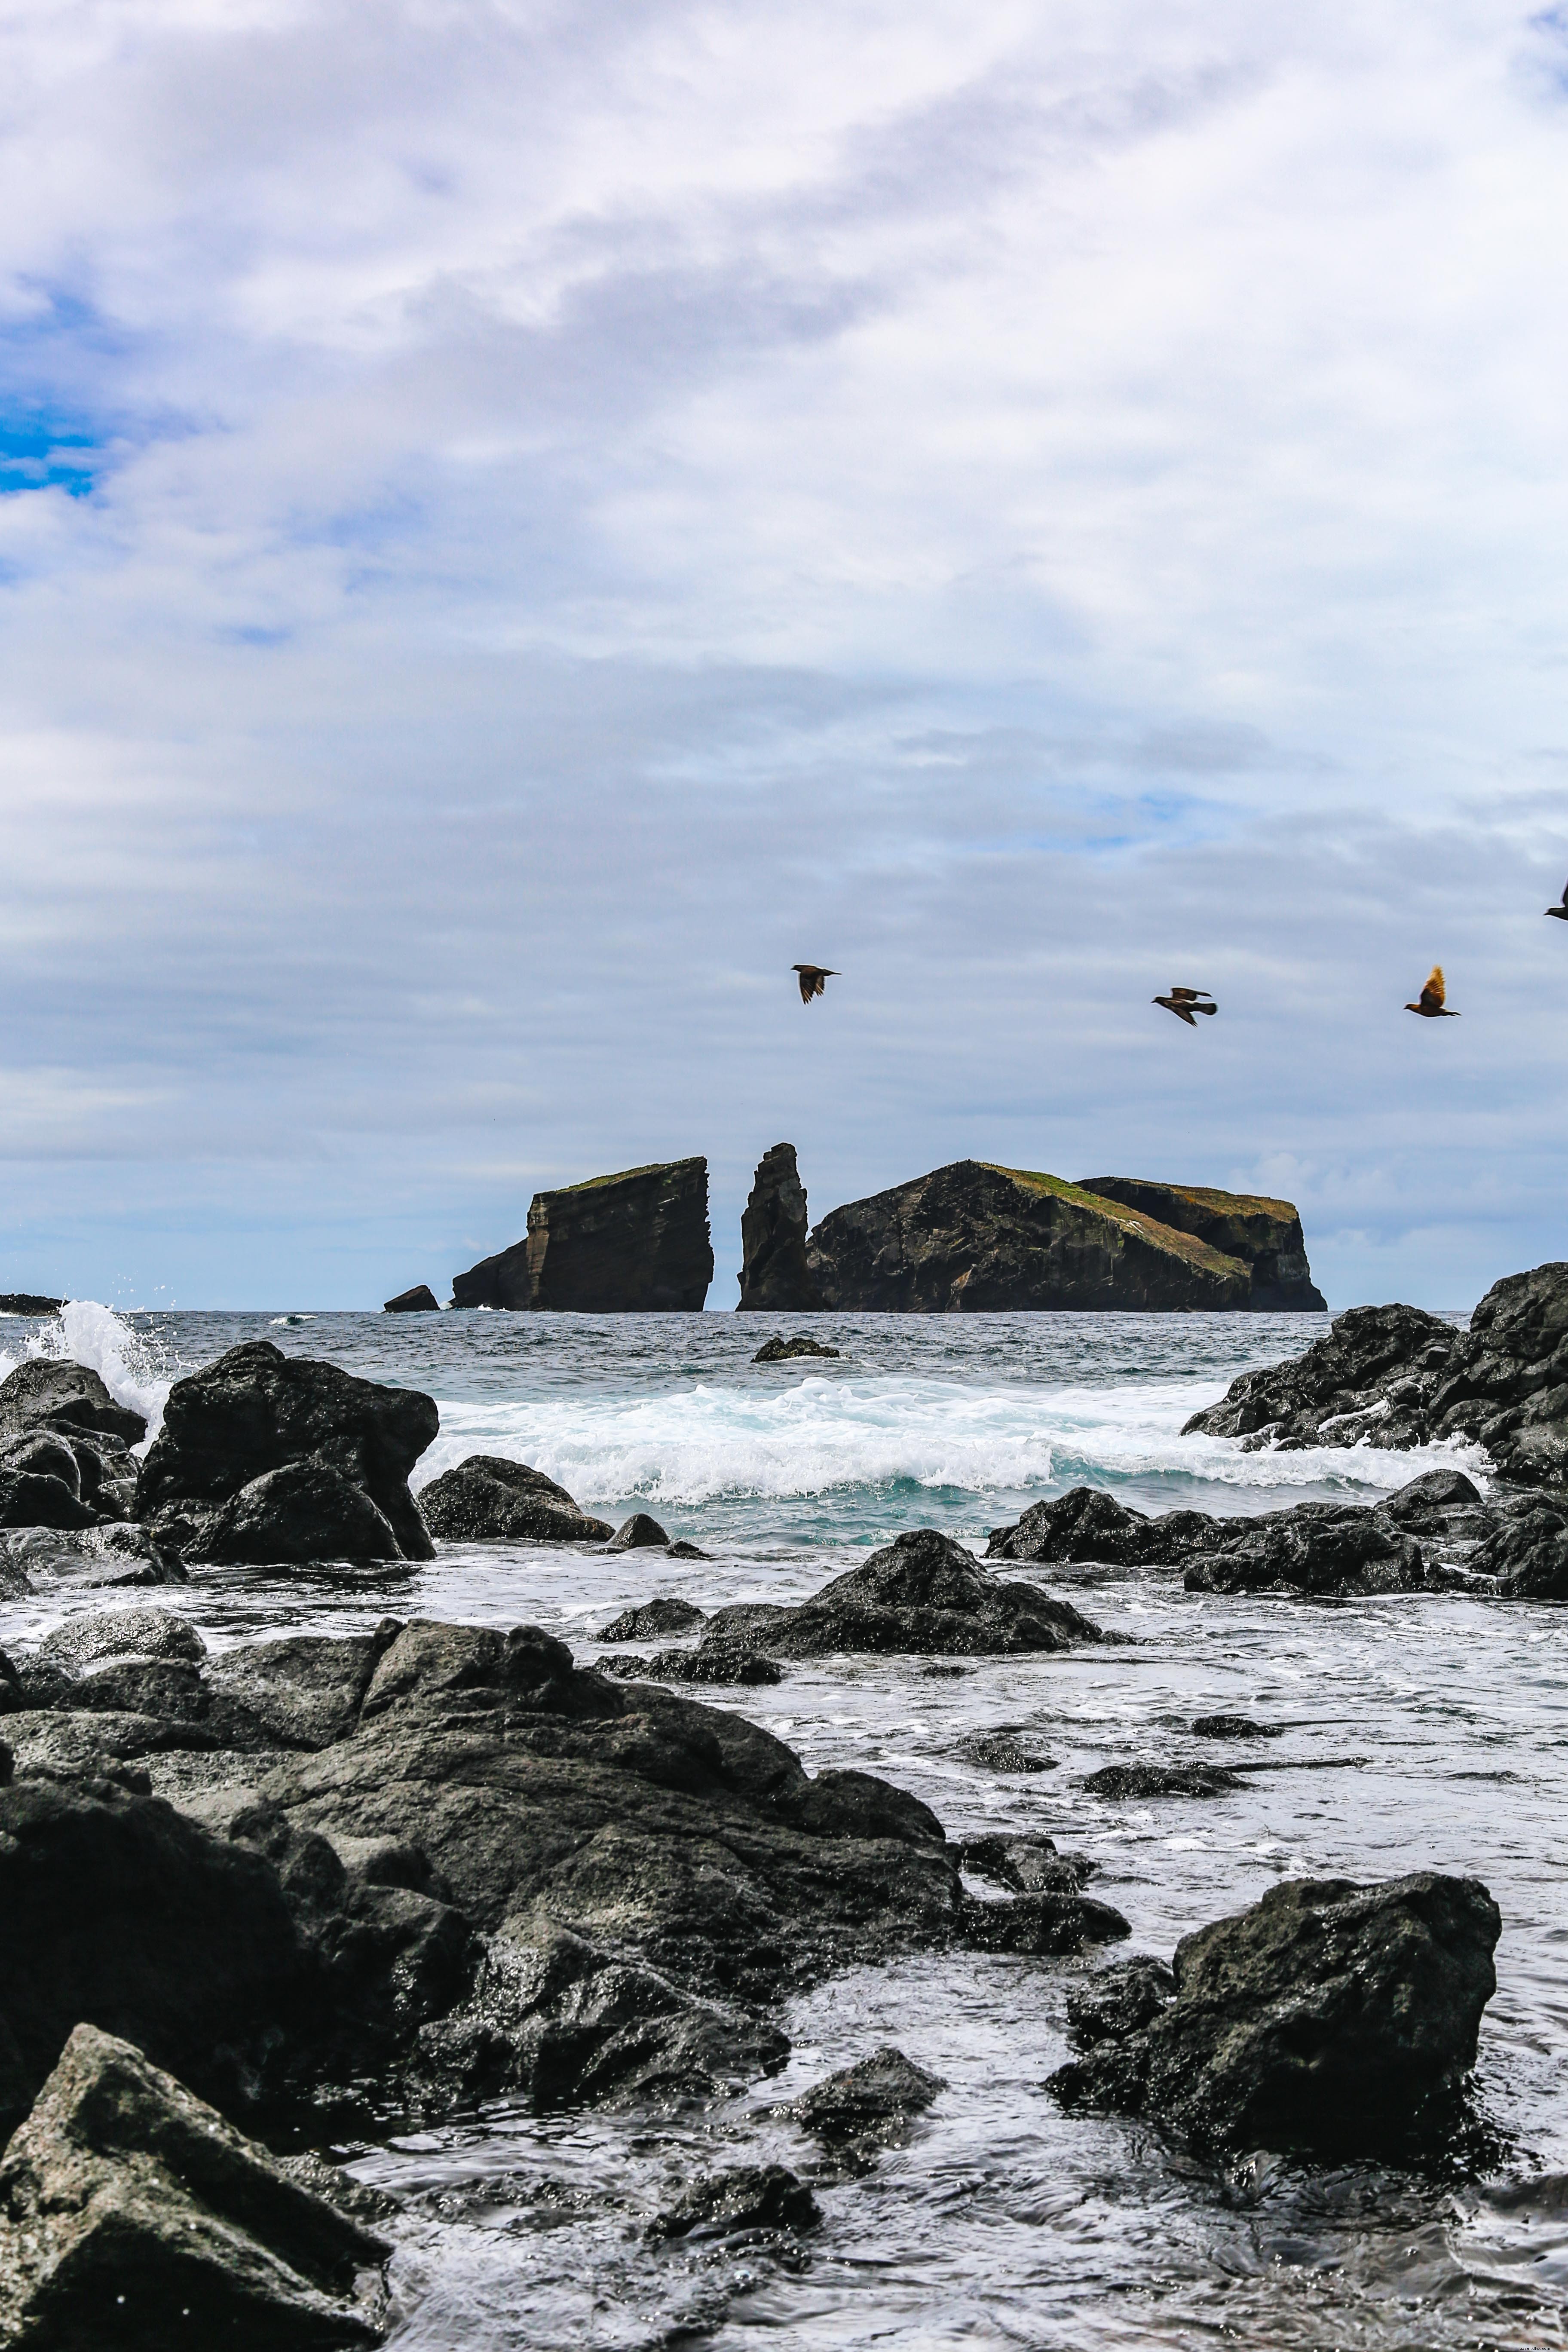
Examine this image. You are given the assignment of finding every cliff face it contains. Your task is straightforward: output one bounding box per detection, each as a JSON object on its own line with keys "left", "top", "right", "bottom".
{"left": 452, "top": 1159, "right": 714, "bottom": 1311}
{"left": 1076, "top": 1179, "right": 1326, "bottom": 1311}
{"left": 804, "top": 1161, "right": 1253, "bottom": 1312}
{"left": 736, "top": 1143, "right": 820, "bottom": 1311}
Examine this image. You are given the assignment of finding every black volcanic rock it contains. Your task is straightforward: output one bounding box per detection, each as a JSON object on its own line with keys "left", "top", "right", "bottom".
{"left": 0, "top": 1294, "right": 63, "bottom": 1317}
{"left": 0, "top": 1359, "right": 147, "bottom": 1446}
{"left": 197, "top": 1460, "right": 407, "bottom": 1566}
{"left": 737, "top": 1143, "right": 821, "bottom": 1312}
{"left": 701, "top": 1527, "right": 1107, "bottom": 1658}
{"left": 1181, "top": 1302, "right": 1459, "bottom": 1450}
{"left": 1076, "top": 1179, "right": 1326, "bottom": 1311}
{"left": 651, "top": 2162, "right": 818, "bottom": 2241}
{"left": 0, "top": 2025, "right": 390, "bottom": 2350}
{"left": 419, "top": 1456, "right": 613, "bottom": 1544}
{"left": 805, "top": 1161, "right": 1251, "bottom": 1311}
{"left": 606, "top": 1512, "right": 670, "bottom": 1550}
{"left": 1048, "top": 1871, "right": 1500, "bottom": 2155}
{"left": 594, "top": 1597, "right": 706, "bottom": 1641}
{"left": 753, "top": 1333, "right": 840, "bottom": 1361}
{"left": 135, "top": 1344, "right": 436, "bottom": 1565}
{"left": 987, "top": 1486, "right": 1152, "bottom": 1566}
{"left": 452, "top": 1159, "right": 714, "bottom": 1312}
{"left": 383, "top": 1284, "right": 440, "bottom": 1313}
{"left": 788, "top": 2047, "right": 946, "bottom": 2159}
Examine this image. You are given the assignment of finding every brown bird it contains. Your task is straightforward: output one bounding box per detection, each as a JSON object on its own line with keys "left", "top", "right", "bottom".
{"left": 793, "top": 964, "right": 839, "bottom": 1004}
{"left": 1153, "top": 985, "right": 1217, "bottom": 1027}
{"left": 1405, "top": 965, "right": 1459, "bottom": 1017}
{"left": 1546, "top": 881, "right": 1568, "bottom": 922}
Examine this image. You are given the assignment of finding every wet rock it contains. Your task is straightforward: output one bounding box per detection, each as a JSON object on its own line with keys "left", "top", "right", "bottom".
{"left": 0, "top": 1293, "right": 63, "bottom": 1317}
{"left": 1065, "top": 1956, "right": 1175, "bottom": 2045}
{"left": 606, "top": 1512, "right": 670, "bottom": 1550}
{"left": 418, "top": 1456, "right": 613, "bottom": 1544}
{"left": 986, "top": 1486, "right": 1152, "bottom": 1566}
{"left": 1181, "top": 1505, "right": 1429, "bottom": 1598}
{"left": 0, "top": 2023, "right": 389, "bottom": 2349}
{"left": 452, "top": 1158, "right": 714, "bottom": 1312}
{"left": 383, "top": 1284, "right": 440, "bottom": 1312}
{"left": 665, "top": 1539, "right": 709, "bottom": 1559}
{"left": 1466, "top": 1496, "right": 1568, "bottom": 1597}
{"left": 806, "top": 1161, "right": 1252, "bottom": 1311}
{"left": 38, "top": 1608, "right": 208, "bottom": 1675}
{"left": 597, "top": 1645, "right": 784, "bottom": 1687}
{"left": 777, "top": 1768, "right": 944, "bottom": 1847}
{"left": 964, "top": 1892, "right": 1131, "bottom": 1954}
{"left": 701, "top": 1528, "right": 1107, "bottom": 1660}
{"left": 650, "top": 2162, "right": 818, "bottom": 2239}
{"left": 136, "top": 1343, "right": 437, "bottom": 1564}
{"left": 737, "top": 1144, "right": 821, "bottom": 1313}
{"left": 594, "top": 1597, "right": 707, "bottom": 1641}
{"left": 1190, "top": 1713, "right": 1281, "bottom": 1740}
{"left": 1075, "top": 1179, "right": 1326, "bottom": 1310}
{"left": 201, "top": 1460, "right": 406, "bottom": 1566}
{"left": 1081, "top": 1763, "right": 1245, "bottom": 1799}
{"left": 0, "top": 1468, "right": 98, "bottom": 1531}
{"left": 205, "top": 1631, "right": 401, "bottom": 1751}
{"left": 961, "top": 1834, "right": 1097, "bottom": 1895}
{"left": 788, "top": 2047, "right": 946, "bottom": 2156}
{"left": 1181, "top": 1301, "right": 1458, "bottom": 1450}
{"left": 0, "top": 1358, "right": 147, "bottom": 1447}
{"left": 753, "top": 1333, "right": 839, "bottom": 1362}
{"left": 1379, "top": 1467, "right": 1489, "bottom": 1529}
{"left": 949, "top": 1732, "right": 1057, "bottom": 1772}
{"left": 1048, "top": 1870, "right": 1500, "bottom": 2155}
{"left": 0, "top": 1524, "right": 185, "bottom": 1589}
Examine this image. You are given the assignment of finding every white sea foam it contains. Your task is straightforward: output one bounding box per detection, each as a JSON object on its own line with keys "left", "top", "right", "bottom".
{"left": 17, "top": 1302, "right": 175, "bottom": 1446}
{"left": 412, "top": 1371, "right": 1490, "bottom": 1508}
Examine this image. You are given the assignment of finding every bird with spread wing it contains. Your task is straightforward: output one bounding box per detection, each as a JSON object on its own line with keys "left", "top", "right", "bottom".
{"left": 1405, "top": 966, "right": 1459, "bottom": 1018}
{"left": 792, "top": 964, "right": 839, "bottom": 1004}
{"left": 1153, "top": 986, "right": 1217, "bottom": 1027}
{"left": 1547, "top": 882, "right": 1568, "bottom": 923}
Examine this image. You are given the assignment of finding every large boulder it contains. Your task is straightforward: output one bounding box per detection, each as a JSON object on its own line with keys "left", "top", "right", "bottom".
{"left": 0, "top": 1360, "right": 147, "bottom": 1447}
{"left": 0, "top": 2025, "right": 389, "bottom": 2350}
{"left": 451, "top": 1159, "right": 714, "bottom": 1311}
{"left": 418, "top": 1456, "right": 613, "bottom": 1544}
{"left": 701, "top": 1528, "right": 1107, "bottom": 1658}
{"left": 1049, "top": 1871, "right": 1500, "bottom": 2154}
{"left": 1076, "top": 1179, "right": 1326, "bottom": 1311}
{"left": 135, "top": 1343, "right": 437, "bottom": 1563}
{"left": 736, "top": 1143, "right": 820, "bottom": 1311}
{"left": 1424, "top": 1261, "right": 1568, "bottom": 1483}
{"left": 805, "top": 1161, "right": 1251, "bottom": 1311}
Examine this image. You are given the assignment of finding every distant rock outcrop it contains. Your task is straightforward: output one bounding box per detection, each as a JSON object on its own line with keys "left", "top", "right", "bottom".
{"left": 805, "top": 1161, "right": 1253, "bottom": 1311}
{"left": 737, "top": 1144, "right": 820, "bottom": 1311}
{"left": 451, "top": 1159, "right": 714, "bottom": 1311}
{"left": 1076, "top": 1179, "right": 1326, "bottom": 1311}
{"left": 0, "top": 1295, "right": 63, "bottom": 1317}
{"left": 383, "top": 1284, "right": 440, "bottom": 1313}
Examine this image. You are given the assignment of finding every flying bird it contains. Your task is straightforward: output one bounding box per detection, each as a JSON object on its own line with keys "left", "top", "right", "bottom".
{"left": 1546, "top": 881, "right": 1568, "bottom": 922}
{"left": 793, "top": 964, "right": 839, "bottom": 1004}
{"left": 1405, "top": 966, "right": 1459, "bottom": 1018}
{"left": 1153, "top": 986, "right": 1217, "bottom": 1027}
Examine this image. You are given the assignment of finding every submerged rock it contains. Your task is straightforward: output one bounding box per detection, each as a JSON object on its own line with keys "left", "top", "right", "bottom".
{"left": 650, "top": 2162, "right": 818, "bottom": 2240}
{"left": 788, "top": 2048, "right": 946, "bottom": 2161}
{"left": 753, "top": 1333, "right": 840, "bottom": 1362}
{"left": 701, "top": 1528, "right": 1107, "bottom": 1659}
{"left": 961, "top": 1834, "right": 1096, "bottom": 1896}
{"left": 1081, "top": 1763, "right": 1244, "bottom": 1799}
{"left": 383, "top": 1284, "right": 440, "bottom": 1313}
{"left": 1075, "top": 1179, "right": 1326, "bottom": 1310}
{"left": 949, "top": 1732, "right": 1057, "bottom": 1773}
{"left": 1048, "top": 1871, "right": 1500, "bottom": 2154}
{"left": 452, "top": 1158, "right": 714, "bottom": 1312}
{"left": 418, "top": 1456, "right": 613, "bottom": 1545}
{"left": 736, "top": 1144, "right": 821, "bottom": 1313}
{"left": 0, "top": 1524, "right": 184, "bottom": 1590}
{"left": 136, "top": 1344, "right": 437, "bottom": 1565}
{"left": 594, "top": 1598, "right": 707, "bottom": 1641}
{"left": 0, "top": 2024, "right": 388, "bottom": 2350}
{"left": 597, "top": 1645, "right": 783, "bottom": 1687}
{"left": 963, "top": 1892, "right": 1130, "bottom": 1954}
{"left": 1190, "top": 1713, "right": 1282, "bottom": 1740}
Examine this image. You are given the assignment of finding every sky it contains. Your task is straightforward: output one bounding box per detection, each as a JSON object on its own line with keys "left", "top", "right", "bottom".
{"left": 3, "top": 0, "right": 1568, "bottom": 1311}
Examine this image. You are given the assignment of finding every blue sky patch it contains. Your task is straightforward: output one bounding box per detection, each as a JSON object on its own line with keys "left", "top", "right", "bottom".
{"left": 0, "top": 415, "right": 99, "bottom": 496}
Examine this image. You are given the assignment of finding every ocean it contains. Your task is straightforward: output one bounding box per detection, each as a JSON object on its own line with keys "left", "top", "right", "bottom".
{"left": 3, "top": 1301, "right": 1564, "bottom": 2351}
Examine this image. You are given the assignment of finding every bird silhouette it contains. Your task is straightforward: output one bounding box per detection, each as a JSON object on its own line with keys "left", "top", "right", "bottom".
{"left": 793, "top": 964, "right": 839, "bottom": 1004}
{"left": 1153, "top": 986, "right": 1217, "bottom": 1027}
{"left": 1546, "top": 881, "right": 1568, "bottom": 922}
{"left": 1405, "top": 966, "right": 1458, "bottom": 1018}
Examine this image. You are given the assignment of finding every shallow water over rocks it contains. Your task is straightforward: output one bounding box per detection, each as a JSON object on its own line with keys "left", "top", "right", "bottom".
{"left": 2, "top": 1303, "right": 1565, "bottom": 2348}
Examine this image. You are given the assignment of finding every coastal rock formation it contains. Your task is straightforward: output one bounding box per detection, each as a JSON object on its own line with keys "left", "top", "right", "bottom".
{"left": 1076, "top": 1179, "right": 1326, "bottom": 1311}
{"left": 451, "top": 1160, "right": 713, "bottom": 1312}
{"left": 805, "top": 1162, "right": 1252, "bottom": 1311}
{"left": 0, "top": 1294, "right": 64, "bottom": 1317}
{"left": 135, "top": 1343, "right": 437, "bottom": 1565}
{"left": 594, "top": 1598, "right": 706, "bottom": 1640}
{"left": 1048, "top": 1871, "right": 1500, "bottom": 2155}
{"left": 0, "top": 2025, "right": 389, "bottom": 2350}
{"left": 1182, "top": 1264, "right": 1568, "bottom": 1485}
{"left": 0, "top": 1359, "right": 146, "bottom": 1447}
{"left": 753, "top": 1334, "right": 840, "bottom": 1362}
{"left": 383, "top": 1284, "right": 440, "bottom": 1313}
{"left": 418, "top": 1457, "right": 613, "bottom": 1544}
{"left": 700, "top": 1527, "right": 1108, "bottom": 1657}
{"left": 736, "top": 1144, "right": 820, "bottom": 1312}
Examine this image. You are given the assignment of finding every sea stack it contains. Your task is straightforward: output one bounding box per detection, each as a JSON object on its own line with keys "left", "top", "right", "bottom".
{"left": 1075, "top": 1179, "right": 1326, "bottom": 1310}
{"left": 737, "top": 1143, "right": 821, "bottom": 1311}
{"left": 383, "top": 1283, "right": 441, "bottom": 1313}
{"left": 452, "top": 1159, "right": 714, "bottom": 1311}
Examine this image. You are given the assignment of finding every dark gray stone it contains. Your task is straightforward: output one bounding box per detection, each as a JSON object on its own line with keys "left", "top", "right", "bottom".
{"left": 948, "top": 1732, "right": 1057, "bottom": 1773}
{"left": 594, "top": 1597, "right": 707, "bottom": 1641}
{"left": 418, "top": 1456, "right": 612, "bottom": 1544}
{"left": 606, "top": 1513, "right": 670, "bottom": 1550}
{"left": 753, "top": 1332, "right": 840, "bottom": 1361}
{"left": 383, "top": 1285, "right": 440, "bottom": 1313}
{"left": 650, "top": 2162, "right": 818, "bottom": 2239}
{"left": 1082, "top": 1763, "right": 1245, "bottom": 1799}
{"left": 0, "top": 1359, "right": 147, "bottom": 1446}
{"left": 453, "top": 1159, "right": 714, "bottom": 1312}
{"left": 737, "top": 1145, "right": 821, "bottom": 1313}
{"left": 596, "top": 1645, "right": 783, "bottom": 1687}
{"left": 789, "top": 2048, "right": 946, "bottom": 2152}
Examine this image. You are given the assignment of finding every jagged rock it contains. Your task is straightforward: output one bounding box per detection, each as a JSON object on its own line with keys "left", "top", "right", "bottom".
{"left": 1466, "top": 1498, "right": 1568, "bottom": 1597}
{"left": 594, "top": 1598, "right": 707, "bottom": 1641}
{"left": 701, "top": 1528, "right": 1107, "bottom": 1660}
{"left": 805, "top": 1161, "right": 1253, "bottom": 1311}
{"left": 1047, "top": 1871, "right": 1500, "bottom": 2154}
{"left": 0, "top": 1359, "right": 147, "bottom": 1446}
{"left": 1424, "top": 1262, "right": 1568, "bottom": 1483}
{"left": 383, "top": 1284, "right": 440, "bottom": 1313}
{"left": 0, "top": 2024, "right": 389, "bottom": 2349}
{"left": 987, "top": 1487, "right": 1152, "bottom": 1566}
{"left": 597, "top": 1645, "right": 783, "bottom": 1687}
{"left": 736, "top": 1144, "right": 821, "bottom": 1312}
{"left": 962, "top": 1892, "right": 1131, "bottom": 1954}
{"left": 1076, "top": 1179, "right": 1326, "bottom": 1310}
{"left": 753, "top": 1332, "right": 841, "bottom": 1362}
{"left": 606, "top": 1512, "right": 670, "bottom": 1550}
{"left": 948, "top": 1732, "right": 1056, "bottom": 1772}
{"left": 787, "top": 2048, "right": 946, "bottom": 2162}
{"left": 1064, "top": 1957, "right": 1175, "bottom": 2046}
{"left": 1081, "top": 1763, "right": 1244, "bottom": 1799}
{"left": 1190, "top": 1713, "right": 1281, "bottom": 1740}
{"left": 0, "top": 1294, "right": 63, "bottom": 1317}
{"left": 136, "top": 1344, "right": 436, "bottom": 1565}
{"left": 650, "top": 2163, "right": 818, "bottom": 2239}
{"left": 960, "top": 1834, "right": 1096, "bottom": 1895}
{"left": 451, "top": 1159, "right": 714, "bottom": 1311}
{"left": 418, "top": 1456, "right": 613, "bottom": 1544}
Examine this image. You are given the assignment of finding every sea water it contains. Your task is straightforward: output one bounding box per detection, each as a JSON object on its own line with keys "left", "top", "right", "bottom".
{"left": 2, "top": 1303, "right": 1564, "bottom": 2350}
